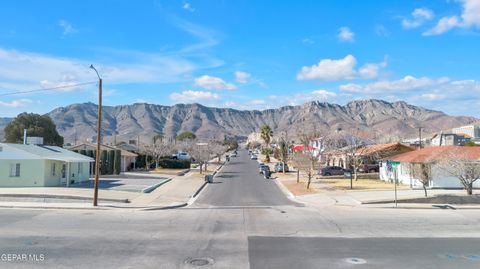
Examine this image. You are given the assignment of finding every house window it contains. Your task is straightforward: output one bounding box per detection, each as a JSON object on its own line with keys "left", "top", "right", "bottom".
{"left": 9, "top": 163, "right": 20, "bottom": 177}
{"left": 51, "top": 163, "right": 56, "bottom": 176}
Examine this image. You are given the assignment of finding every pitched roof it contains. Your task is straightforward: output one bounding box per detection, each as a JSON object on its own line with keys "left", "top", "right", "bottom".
{"left": 386, "top": 146, "right": 480, "bottom": 163}
{"left": 356, "top": 143, "right": 414, "bottom": 155}
{"left": 0, "top": 143, "right": 94, "bottom": 162}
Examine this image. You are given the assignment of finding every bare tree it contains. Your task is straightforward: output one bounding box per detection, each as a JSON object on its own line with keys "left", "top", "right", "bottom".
{"left": 435, "top": 149, "right": 480, "bottom": 195}
{"left": 289, "top": 151, "right": 319, "bottom": 189}
{"left": 141, "top": 135, "right": 175, "bottom": 169}
{"left": 410, "top": 163, "right": 431, "bottom": 197}
{"left": 290, "top": 124, "right": 323, "bottom": 189}
{"left": 188, "top": 142, "right": 212, "bottom": 174}
{"left": 209, "top": 141, "right": 228, "bottom": 163}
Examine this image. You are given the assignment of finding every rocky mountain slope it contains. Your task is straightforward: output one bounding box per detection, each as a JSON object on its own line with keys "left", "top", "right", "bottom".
{"left": 1, "top": 99, "right": 478, "bottom": 144}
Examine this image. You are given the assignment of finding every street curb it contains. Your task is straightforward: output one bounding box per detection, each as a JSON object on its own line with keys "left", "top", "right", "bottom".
{"left": 141, "top": 178, "right": 172, "bottom": 193}
{"left": 0, "top": 194, "right": 129, "bottom": 203}
{"left": 364, "top": 203, "right": 480, "bottom": 210}
{"left": 272, "top": 178, "right": 306, "bottom": 206}
{"left": 187, "top": 160, "right": 227, "bottom": 206}
{"left": 0, "top": 204, "right": 111, "bottom": 210}
{"left": 141, "top": 203, "right": 188, "bottom": 211}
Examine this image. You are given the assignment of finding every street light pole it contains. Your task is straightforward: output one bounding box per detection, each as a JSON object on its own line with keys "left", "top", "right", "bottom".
{"left": 90, "top": 65, "right": 102, "bottom": 207}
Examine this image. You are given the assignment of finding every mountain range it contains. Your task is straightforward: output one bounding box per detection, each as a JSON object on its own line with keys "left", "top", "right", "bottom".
{"left": 0, "top": 99, "right": 478, "bottom": 144}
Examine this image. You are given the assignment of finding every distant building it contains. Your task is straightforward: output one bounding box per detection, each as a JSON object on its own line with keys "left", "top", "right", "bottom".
{"left": 452, "top": 125, "right": 480, "bottom": 139}
{"left": 430, "top": 133, "right": 470, "bottom": 146}
{"left": 0, "top": 143, "right": 93, "bottom": 187}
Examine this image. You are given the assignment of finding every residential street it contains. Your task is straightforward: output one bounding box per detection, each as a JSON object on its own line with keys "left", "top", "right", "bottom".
{"left": 1, "top": 150, "right": 480, "bottom": 268}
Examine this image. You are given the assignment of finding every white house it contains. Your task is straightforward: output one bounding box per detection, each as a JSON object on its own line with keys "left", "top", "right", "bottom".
{"left": 380, "top": 146, "right": 480, "bottom": 189}
{"left": 0, "top": 143, "right": 94, "bottom": 187}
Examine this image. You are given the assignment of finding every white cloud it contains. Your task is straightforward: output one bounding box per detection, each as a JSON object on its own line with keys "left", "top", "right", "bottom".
{"left": 301, "top": 38, "right": 315, "bottom": 44}
{"left": 423, "top": 16, "right": 460, "bottom": 36}
{"left": 358, "top": 59, "right": 388, "bottom": 79}
{"left": 182, "top": 3, "right": 195, "bottom": 12}
{"left": 297, "top": 55, "right": 386, "bottom": 81}
{"left": 337, "top": 27, "right": 355, "bottom": 42}
{"left": 169, "top": 90, "right": 220, "bottom": 102}
{"left": 235, "top": 71, "right": 252, "bottom": 84}
{"left": 0, "top": 48, "right": 203, "bottom": 93}
{"left": 297, "top": 55, "right": 356, "bottom": 81}
{"left": 0, "top": 98, "right": 33, "bottom": 107}
{"left": 339, "top": 75, "right": 446, "bottom": 93}
{"left": 194, "top": 75, "right": 236, "bottom": 90}
{"left": 402, "top": 8, "right": 434, "bottom": 29}
{"left": 421, "top": 92, "right": 446, "bottom": 101}
{"left": 58, "top": 20, "right": 77, "bottom": 35}
{"left": 424, "top": 0, "right": 480, "bottom": 35}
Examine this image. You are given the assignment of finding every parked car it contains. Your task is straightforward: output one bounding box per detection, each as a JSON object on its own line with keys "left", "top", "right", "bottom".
{"left": 274, "top": 162, "right": 289, "bottom": 172}
{"left": 260, "top": 165, "right": 271, "bottom": 178}
{"left": 250, "top": 155, "right": 258, "bottom": 160}
{"left": 319, "top": 166, "right": 350, "bottom": 176}
{"left": 358, "top": 163, "right": 379, "bottom": 173}
{"left": 259, "top": 164, "right": 269, "bottom": 174}
{"left": 172, "top": 152, "right": 191, "bottom": 160}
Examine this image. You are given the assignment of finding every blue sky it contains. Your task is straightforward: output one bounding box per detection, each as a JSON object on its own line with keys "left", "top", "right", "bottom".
{"left": 0, "top": 0, "right": 479, "bottom": 117}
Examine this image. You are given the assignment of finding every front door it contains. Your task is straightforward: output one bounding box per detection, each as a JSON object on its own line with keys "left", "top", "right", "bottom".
{"left": 61, "top": 164, "right": 67, "bottom": 184}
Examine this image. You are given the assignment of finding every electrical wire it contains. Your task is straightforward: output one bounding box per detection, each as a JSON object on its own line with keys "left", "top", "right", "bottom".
{"left": 0, "top": 81, "right": 97, "bottom": 97}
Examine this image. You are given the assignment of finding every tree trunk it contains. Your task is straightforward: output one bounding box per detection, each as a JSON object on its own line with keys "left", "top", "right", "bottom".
{"left": 307, "top": 174, "right": 311, "bottom": 189}
{"left": 205, "top": 162, "right": 208, "bottom": 172}
{"left": 155, "top": 160, "right": 159, "bottom": 169}
{"left": 354, "top": 169, "right": 358, "bottom": 181}
{"left": 199, "top": 163, "right": 203, "bottom": 174}
{"left": 283, "top": 162, "right": 286, "bottom": 174}
{"left": 467, "top": 183, "right": 473, "bottom": 195}
{"left": 265, "top": 154, "right": 270, "bottom": 163}
{"left": 423, "top": 184, "right": 428, "bottom": 197}
{"left": 296, "top": 169, "right": 300, "bottom": 183}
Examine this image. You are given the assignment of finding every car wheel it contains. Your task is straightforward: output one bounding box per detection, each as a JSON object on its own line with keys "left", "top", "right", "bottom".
{"left": 369, "top": 169, "right": 376, "bottom": 173}
{"left": 325, "top": 172, "right": 331, "bottom": 176}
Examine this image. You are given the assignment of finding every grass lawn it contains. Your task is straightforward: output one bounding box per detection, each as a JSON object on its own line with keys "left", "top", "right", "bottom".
{"left": 275, "top": 172, "right": 319, "bottom": 195}
{"left": 151, "top": 168, "right": 190, "bottom": 175}
{"left": 317, "top": 177, "right": 410, "bottom": 191}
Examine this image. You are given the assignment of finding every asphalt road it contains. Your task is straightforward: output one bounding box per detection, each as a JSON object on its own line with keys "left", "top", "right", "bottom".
{"left": 249, "top": 237, "right": 480, "bottom": 269}
{"left": 194, "top": 150, "right": 298, "bottom": 207}
{"left": 1, "top": 149, "right": 480, "bottom": 268}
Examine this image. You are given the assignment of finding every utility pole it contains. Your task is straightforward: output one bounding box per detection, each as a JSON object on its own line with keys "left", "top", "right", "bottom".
{"left": 90, "top": 65, "right": 102, "bottom": 207}
{"left": 418, "top": 127, "right": 424, "bottom": 149}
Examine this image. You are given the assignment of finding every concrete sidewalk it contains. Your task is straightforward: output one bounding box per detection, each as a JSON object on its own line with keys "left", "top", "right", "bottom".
{"left": 0, "top": 159, "right": 224, "bottom": 210}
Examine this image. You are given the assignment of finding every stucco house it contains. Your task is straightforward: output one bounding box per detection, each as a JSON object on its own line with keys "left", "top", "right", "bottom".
{"left": 325, "top": 143, "right": 415, "bottom": 169}
{"left": 0, "top": 143, "right": 94, "bottom": 187}
{"left": 69, "top": 143, "right": 137, "bottom": 172}
{"left": 380, "top": 146, "right": 480, "bottom": 189}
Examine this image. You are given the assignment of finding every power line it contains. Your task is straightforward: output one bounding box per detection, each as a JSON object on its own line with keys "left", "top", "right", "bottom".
{"left": 0, "top": 81, "right": 97, "bottom": 97}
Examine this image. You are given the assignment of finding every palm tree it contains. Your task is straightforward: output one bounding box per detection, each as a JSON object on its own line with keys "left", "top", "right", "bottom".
{"left": 260, "top": 125, "right": 273, "bottom": 162}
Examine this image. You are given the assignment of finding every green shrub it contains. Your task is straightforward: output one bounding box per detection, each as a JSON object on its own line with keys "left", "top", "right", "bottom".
{"left": 107, "top": 150, "right": 115, "bottom": 175}
{"left": 158, "top": 159, "right": 191, "bottom": 169}
{"left": 113, "top": 150, "right": 121, "bottom": 175}
{"left": 100, "top": 150, "right": 108, "bottom": 175}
